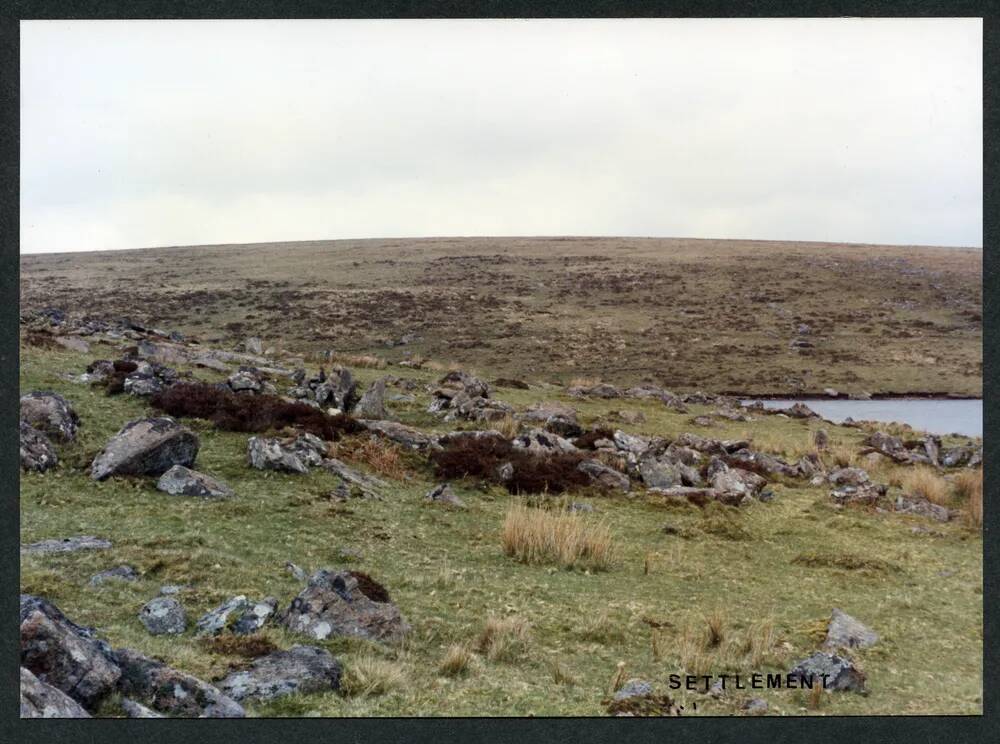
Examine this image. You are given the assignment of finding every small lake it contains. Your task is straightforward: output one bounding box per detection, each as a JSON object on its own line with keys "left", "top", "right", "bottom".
{"left": 744, "top": 398, "right": 982, "bottom": 438}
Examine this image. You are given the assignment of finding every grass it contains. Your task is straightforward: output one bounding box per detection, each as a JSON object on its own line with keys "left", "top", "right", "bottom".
{"left": 437, "top": 643, "right": 474, "bottom": 677}
{"left": 476, "top": 616, "right": 530, "bottom": 663}
{"left": 953, "top": 469, "right": 983, "bottom": 529}
{"left": 501, "top": 503, "right": 614, "bottom": 570}
{"left": 340, "top": 654, "right": 406, "bottom": 697}
{"left": 17, "top": 343, "right": 984, "bottom": 716}
{"left": 902, "top": 466, "right": 951, "bottom": 506}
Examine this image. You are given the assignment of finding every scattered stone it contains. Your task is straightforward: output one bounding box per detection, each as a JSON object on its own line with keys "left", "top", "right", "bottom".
{"left": 357, "top": 419, "right": 434, "bottom": 450}
{"left": 247, "top": 433, "right": 326, "bottom": 474}
{"left": 53, "top": 334, "right": 91, "bottom": 353}
{"left": 280, "top": 569, "right": 411, "bottom": 643}
{"left": 113, "top": 648, "right": 245, "bottom": 717}
{"left": 614, "top": 678, "right": 653, "bottom": 701}
{"left": 353, "top": 377, "right": 389, "bottom": 419}
{"left": 894, "top": 495, "right": 951, "bottom": 522}
{"left": 788, "top": 652, "right": 866, "bottom": 693}
{"left": 139, "top": 597, "right": 186, "bottom": 636}
{"left": 710, "top": 467, "right": 767, "bottom": 498}
{"left": 741, "top": 697, "right": 768, "bottom": 715}
{"left": 159, "top": 585, "right": 185, "bottom": 595}
{"left": 323, "top": 457, "right": 388, "bottom": 499}
{"left": 156, "top": 465, "right": 234, "bottom": 498}
{"left": 824, "top": 608, "right": 878, "bottom": 650}
{"left": 19, "top": 391, "right": 80, "bottom": 442}
{"left": 120, "top": 697, "right": 164, "bottom": 718}
{"left": 425, "top": 483, "right": 466, "bottom": 508}
{"left": 862, "top": 431, "right": 911, "bottom": 463}
{"left": 217, "top": 645, "right": 342, "bottom": 703}
{"left": 829, "top": 483, "right": 888, "bottom": 508}
{"left": 91, "top": 417, "right": 199, "bottom": 481}
{"left": 22, "top": 536, "right": 112, "bottom": 555}
{"left": 577, "top": 458, "right": 631, "bottom": 492}
{"left": 20, "top": 594, "right": 121, "bottom": 709}
{"left": 20, "top": 422, "right": 58, "bottom": 472}
{"left": 88, "top": 565, "right": 139, "bottom": 587}
{"left": 783, "top": 402, "right": 818, "bottom": 419}
{"left": 287, "top": 562, "right": 309, "bottom": 582}
{"left": 196, "top": 596, "right": 278, "bottom": 636}
{"left": 20, "top": 667, "right": 92, "bottom": 718}
{"left": 227, "top": 366, "right": 268, "bottom": 394}
{"left": 828, "top": 467, "right": 870, "bottom": 487}
{"left": 123, "top": 374, "right": 165, "bottom": 397}
{"left": 314, "top": 366, "right": 358, "bottom": 411}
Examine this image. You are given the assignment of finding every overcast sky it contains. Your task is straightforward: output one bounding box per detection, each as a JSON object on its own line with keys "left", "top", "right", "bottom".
{"left": 20, "top": 18, "right": 982, "bottom": 253}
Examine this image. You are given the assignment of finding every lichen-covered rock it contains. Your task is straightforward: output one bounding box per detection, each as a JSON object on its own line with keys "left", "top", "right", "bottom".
{"left": 638, "top": 456, "right": 685, "bottom": 489}
{"left": 322, "top": 458, "right": 388, "bottom": 499}
{"left": 577, "top": 458, "right": 630, "bottom": 492}
{"left": 894, "top": 495, "right": 951, "bottom": 522}
{"left": 280, "top": 569, "right": 410, "bottom": 643}
{"left": 358, "top": 419, "right": 435, "bottom": 450}
{"left": 91, "top": 417, "right": 199, "bottom": 481}
{"left": 156, "top": 465, "right": 234, "bottom": 498}
{"left": 20, "top": 594, "right": 121, "bottom": 709}
{"left": 120, "top": 698, "right": 164, "bottom": 718}
{"left": 20, "top": 667, "right": 91, "bottom": 718}
{"left": 20, "top": 391, "right": 80, "bottom": 442}
{"left": 195, "top": 596, "right": 278, "bottom": 636}
{"left": 22, "top": 536, "right": 111, "bottom": 555}
{"left": 113, "top": 648, "right": 245, "bottom": 718}
{"left": 217, "top": 646, "right": 342, "bottom": 703}
{"left": 863, "top": 431, "right": 911, "bottom": 462}
{"left": 88, "top": 565, "right": 139, "bottom": 586}
{"left": 425, "top": 483, "right": 466, "bottom": 507}
{"left": 824, "top": 608, "right": 878, "bottom": 650}
{"left": 513, "top": 428, "right": 578, "bottom": 456}
{"left": 828, "top": 467, "right": 870, "bottom": 487}
{"left": 123, "top": 373, "right": 165, "bottom": 397}
{"left": 138, "top": 597, "right": 186, "bottom": 635}
{"left": 20, "top": 422, "right": 58, "bottom": 472}
{"left": 710, "top": 467, "right": 767, "bottom": 498}
{"left": 353, "top": 377, "right": 389, "bottom": 419}
{"left": 247, "top": 433, "right": 326, "bottom": 474}
{"left": 788, "top": 652, "right": 866, "bottom": 693}
{"left": 614, "top": 678, "right": 653, "bottom": 701}
{"left": 314, "top": 365, "right": 357, "bottom": 411}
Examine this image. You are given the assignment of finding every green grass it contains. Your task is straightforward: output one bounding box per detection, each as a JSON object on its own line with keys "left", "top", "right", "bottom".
{"left": 19, "top": 343, "right": 983, "bottom": 716}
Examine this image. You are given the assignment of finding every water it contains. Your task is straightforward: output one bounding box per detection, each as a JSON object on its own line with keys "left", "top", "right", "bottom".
{"left": 744, "top": 398, "right": 982, "bottom": 438}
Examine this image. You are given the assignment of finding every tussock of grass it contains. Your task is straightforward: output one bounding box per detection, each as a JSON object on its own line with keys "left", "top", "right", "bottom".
{"left": 341, "top": 655, "right": 406, "bottom": 697}
{"left": 476, "top": 615, "right": 530, "bottom": 663}
{"left": 579, "top": 610, "right": 626, "bottom": 644}
{"left": 548, "top": 659, "right": 577, "bottom": 686}
{"left": 501, "top": 503, "right": 614, "bottom": 570}
{"left": 903, "top": 466, "right": 950, "bottom": 506}
{"left": 199, "top": 633, "right": 278, "bottom": 659}
{"left": 953, "top": 469, "right": 983, "bottom": 529}
{"left": 437, "top": 643, "right": 473, "bottom": 677}
{"left": 493, "top": 413, "right": 520, "bottom": 439}
{"left": 336, "top": 436, "right": 409, "bottom": 479}
{"left": 326, "top": 353, "right": 387, "bottom": 369}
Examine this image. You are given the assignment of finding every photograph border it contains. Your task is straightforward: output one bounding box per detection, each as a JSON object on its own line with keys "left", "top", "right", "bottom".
{"left": 1, "top": 2, "right": 994, "bottom": 742}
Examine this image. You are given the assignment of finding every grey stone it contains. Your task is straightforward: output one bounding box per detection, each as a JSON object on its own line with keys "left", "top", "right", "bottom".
{"left": 20, "top": 667, "right": 91, "bottom": 718}
{"left": 614, "top": 678, "right": 654, "bottom": 701}
{"left": 358, "top": 419, "right": 434, "bottom": 450}
{"left": 425, "top": 483, "right": 466, "bottom": 508}
{"left": 577, "top": 458, "right": 630, "bottom": 492}
{"left": 247, "top": 434, "right": 326, "bottom": 474}
{"left": 23, "top": 536, "right": 111, "bottom": 555}
{"left": 741, "top": 697, "right": 768, "bottom": 715}
{"left": 217, "top": 645, "right": 342, "bottom": 703}
{"left": 824, "top": 608, "right": 878, "bottom": 650}
{"left": 711, "top": 467, "right": 767, "bottom": 498}
{"left": 123, "top": 373, "right": 165, "bottom": 397}
{"left": 20, "top": 391, "right": 80, "bottom": 442}
{"left": 139, "top": 597, "right": 186, "bottom": 635}
{"left": 113, "top": 648, "right": 245, "bottom": 717}
{"left": 788, "top": 652, "right": 866, "bottom": 693}
{"left": 156, "top": 465, "right": 234, "bottom": 498}
{"left": 314, "top": 366, "right": 357, "bottom": 411}
{"left": 828, "top": 467, "right": 870, "bottom": 487}
{"left": 91, "top": 417, "right": 199, "bottom": 481}
{"left": 895, "top": 495, "right": 951, "bottom": 522}
{"left": 813, "top": 429, "right": 829, "bottom": 450}
{"left": 353, "top": 377, "right": 389, "bottom": 419}
{"left": 20, "top": 422, "right": 58, "bottom": 472}
{"left": 121, "top": 697, "right": 164, "bottom": 718}
{"left": 195, "top": 596, "right": 278, "bottom": 636}
{"left": 322, "top": 458, "right": 388, "bottom": 499}
{"left": 88, "top": 565, "right": 139, "bottom": 587}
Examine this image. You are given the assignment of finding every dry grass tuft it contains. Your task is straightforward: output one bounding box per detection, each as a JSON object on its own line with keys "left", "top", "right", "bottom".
{"left": 953, "top": 469, "right": 983, "bottom": 528}
{"left": 607, "top": 661, "right": 628, "bottom": 695}
{"left": 341, "top": 655, "right": 406, "bottom": 697}
{"left": 703, "top": 610, "right": 726, "bottom": 649}
{"left": 570, "top": 376, "right": 602, "bottom": 388}
{"left": 476, "top": 615, "right": 530, "bottom": 663}
{"left": 580, "top": 609, "right": 626, "bottom": 644}
{"left": 501, "top": 503, "right": 614, "bottom": 570}
{"left": 493, "top": 412, "right": 520, "bottom": 439}
{"left": 826, "top": 444, "right": 860, "bottom": 469}
{"left": 326, "top": 353, "right": 387, "bottom": 369}
{"left": 199, "top": 633, "right": 278, "bottom": 659}
{"left": 437, "top": 643, "right": 474, "bottom": 677}
{"left": 548, "top": 659, "right": 578, "bottom": 686}
{"left": 903, "top": 466, "right": 950, "bottom": 506}
{"left": 337, "top": 436, "right": 409, "bottom": 479}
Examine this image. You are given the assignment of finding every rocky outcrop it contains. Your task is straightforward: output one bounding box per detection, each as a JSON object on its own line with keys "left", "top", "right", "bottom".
{"left": 787, "top": 652, "right": 866, "bottom": 693}
{"left": 577, "top": 458, "right": 630, "bottom": 492}
{"left": 217, "top": 646, "right": 342, "bottom": 703}
{"left": 824, "top": 609, "right": 878, "bottom": 650}
{"left": 247, "top": 433, "right": 327, "bottom": 474}
{"left": 428, "top": 370, "right": 511, "bottom": 422}
{"left": 91, "top": 417, "right": 199, "bottom": 480}
{"left": 357, "top": 419, "right": 435, "bottom": 450}
{"left": 114, "top": 648, "right": 245, "bottom": 717}
{"left": 280, "top": 570, "right": 410, "bottom": 643}
{"left": 519, "top": 403, "right": 581, "bottom": 437}
{"left": 195, "top": 596, "right": 278, "bottom": 636}
{"left": 314, "top": 366, "right": 358, "bottom": 412}
{"left": 353, "top": 377, "right": 389, "bottom": 419}
{"left": 894, "top": 495, "right": 951, "bottom": 522}
{"left": 20, "top": 594, "right": 121, "bottom": 709}
{"left": 512, "top": 428, "right": 578, "bottom": 456}
{"left": 156, "top": 465, "right": 234, "bottom": 498}
{"left": 861, "top": 431, "right": 911, "bottom": 463}
{"left": 20, "top": 391, "right": 80, "bottom": 442}
{"left": 20, "top": 422, "right": 58, "bottom": 472}
{"left": 322, "top": 458, "right": 388, "bottom": 499}
{"left": 828, "top": 467, "right": 870, "bottom": 487}
{"left": 20, "top": 667, "right": 91, "bottom": 718}
{"left": 138, "top": 597, "right": 186, "bottom": 635}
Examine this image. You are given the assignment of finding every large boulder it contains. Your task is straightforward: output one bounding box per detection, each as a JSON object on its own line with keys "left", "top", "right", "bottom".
{"left": 217, "top": 646, "right": 342, "bottom": 703}
{"left": 20, "top": 391, "right": 80, "bottom": 442}
{"left": 247, "top": 433, "right": 326, "bottom": 474}
{"left": 20, "top": 422, "right": 58, "bottom": 472}
{"left": 824, "top": 608, "right": 878, "bottom": 650}
{"left": 788, "top": 652, "right": 866, "bottom": 693}
{"left": 138, "top": 597, "right": 186, "bottom": 636}
{"left": 156, "top": 465, "right": 234, "bottom": 498}
{"left": 91, "top": 417, "right": 199, "bottom": 481}
{"left": 280, "top": 570, "right": 410, "bottom": 643}
{"left": 512, "top": 428, "right": 578, "bottom": 456}
{"left": 314, "top": 366, "right": 357, "bottom": 412}
{"left": 20, "top": 667, "right": 92, "bottom": 718}
{"left": 353, "top": 377, "right": 389, "bottom": 419}
{"left": 20, "top": 595, "right": 121, "bottom": 709}
{"left": 113, "top": 648, "right": 245, "bottom": 718}
{"left": 638, "top": 456, "right": 685, "bottom": 489}
{"left": 577, "top": 458, "right": 630, "bottom": 492}
{"left": 196, "top": 596, "right": 278, "bottom": 636}
{"left": 711, "top": 467, "right": 766, "bottom": 498}
{"left": 358, "top": 419, "right": 435, "bottom": 450}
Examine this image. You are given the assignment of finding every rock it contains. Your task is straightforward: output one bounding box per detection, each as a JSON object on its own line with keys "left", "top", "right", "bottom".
{"left": 513, "top": 428, "right": 578, "bottom": 456}
{"left": 353, "top": 377, "right": 389, "bottom": 419}
{"left": 22, "top": 536, "right": 111, "bottom": 555}
{"left": 577, "top": 458, "right": 631, "bottom": 492}
{"left": 674, "top": 433, "right": 750, "bottom": 456}
{"left": 91, "top": 417, "right": 199, "bottom": 481}
{"left": 227, "top": 366, "right": 266, "bottom": 393}
{"left": 314, "top": 366, "right": 357, "bottom": 411}
{"left": 159, "top": 584, "right": 185, "bottom": 595}
{"left": 569, "top": 501, "right": 594, "bottom": 513}
{"left": 196, "top": 596, "right": 278, "bottom": 636}
{"left": 280, "top": 569, "right": 410, "bottom": 643}
{"left": 788, "top": 652, "right": 866, "bottom": 693}
{"left": 358, "top": 419, "right": 434, "bottom": 450}
{"left": 286, "top": 562, "right": 309, "bottom": 582}
{"left": 156, "top": 465, "right": 234, "bottom": 498}
{"left": 496, "top": 461, "right": 514, "bottom": 482}
{"left": 711, "top": 467, "right": 767, "bottom": 498}
{"left": 217, "top": 645, "right": 342, "bottom": 703}
{"left": 692, "top": 415, "right": 714, "bottom": 427}
{"left": 123, "top": 373, "right": 165, "bottom": 397}
{"left": 813, "top": 428, "right": 829, "bottom": 450}
{"left": 894, "top": 495, "right": 951, "bottom": 522}
{"left": 863, "top": 431, "right": 911, "bottom": 463}
{"left": 425, "top": 483, "right": 466, "bottom": 508}
{"left": 614, "top": 678, "right": 653, "bottom": 701}
{"left": 438, "top": 369, "right": 490, "bottom": 399}
{"left": 828, "top": 467, "right": 870, "bottom": 487}
{"left": 20, "top": 422, "right": 58, "bottom": 472}
{"left": 796, "top": 453, "right": 823, "bottom": 478}
{"left": 20, "top": 667, "right": 92, "bottom": 718}
{"left": 919, "top": 435, "right": 942, "bottom": 467}
{"left": 247, "top": 434, "right": 326, "bottom": 474}
{"left": 242, "top": 337, "right": 264, "bottom": 355}
{"left": 741, "top": 697, "right": 768, "bottom": 715}
{"left": 113, "top": 648, "right": 245, "bottom": 717}
{"left": 726, "top": 448, "right": 800, "bottom": 478}
{"left": 139, "top": 597, "right": 186, "bottom": 635}
{"left": 824, "top": 608, "right": 878, "bottom": 650}
{"left": 823, "top": 388, "right": 839, "bottom": 398}
{"left": 617, "top": 410, "right": 646, "bottom": 424}
{"left": 940, "top": 446, "right": 973, "bottom": 468}
{"left": 639, "top": 456, "right": 685, "bottom": 489}
{"left": 612, "top": 429, "right": 653, "bottom": 455}
{"left": 120, "top": 697, "right": 164, "bottom": 718}
{"left": 829, "top": 483, "right": 888, "bottom": 507}
{"left": 88, "top": 565, "right": 139, "bottom": 586}
{"left": 53, "top": 335, "right": 91, "bottom": 353}
{"left": 322, "top": 458, "right": 388, "bottom": 499}
{"left": 20, "top": 594, "right": 121, "bottom": 709}
{"left": 568, "top": 382, "right": 620, "bottom": 399}
{"left": 19, "top": 391, "right": 80, "bottom": 442}
{"left": 783, "top": 402, "right": 818, "bottom": 418}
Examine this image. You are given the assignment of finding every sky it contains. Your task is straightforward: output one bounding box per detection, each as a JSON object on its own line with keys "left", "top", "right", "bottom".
{"left": 20, "top": 18, "right": 982, "bottom": 253}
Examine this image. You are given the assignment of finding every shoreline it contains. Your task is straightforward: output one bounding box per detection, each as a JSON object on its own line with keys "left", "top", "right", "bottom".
{"left": 726, "top": 392, "right": 982, "bottom": 401}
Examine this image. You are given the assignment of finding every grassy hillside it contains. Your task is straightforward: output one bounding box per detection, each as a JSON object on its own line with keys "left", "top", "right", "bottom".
{"left": 19, "top": 339, "right": 983, "bottom": 716}
{"left": 20, "top": 237, "right": 983, "bottom": 396}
